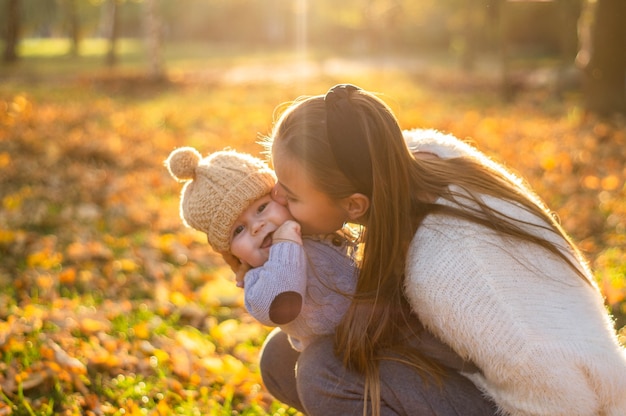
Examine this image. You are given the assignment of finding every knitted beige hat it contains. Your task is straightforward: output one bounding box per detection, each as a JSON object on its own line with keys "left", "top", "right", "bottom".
{"left": 165, "top": 147, "right": 276, "bottom": 252}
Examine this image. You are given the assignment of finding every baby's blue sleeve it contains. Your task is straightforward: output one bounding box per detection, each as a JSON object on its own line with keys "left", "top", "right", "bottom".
{"left": 244, "top": 242, "right": 307, "bottom": 326}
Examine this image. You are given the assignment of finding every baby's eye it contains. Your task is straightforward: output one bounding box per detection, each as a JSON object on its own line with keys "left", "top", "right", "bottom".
{"left": 233, "top": 225, "right": 244, "bottom": 236}
{"left": 257, "top": 202, "right": 268, "bottom": 213}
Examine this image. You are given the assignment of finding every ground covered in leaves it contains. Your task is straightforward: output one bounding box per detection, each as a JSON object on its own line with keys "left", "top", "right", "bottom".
{"left": 0, "top": 56, "right": 625, "bottom": 415}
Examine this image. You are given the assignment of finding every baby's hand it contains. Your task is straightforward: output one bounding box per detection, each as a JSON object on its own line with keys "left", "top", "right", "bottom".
{"left": 273, "top": 220, "right": 303, "bottom": 246}
{"left": 234, "top": 262, "right": 250, "bottom": 288}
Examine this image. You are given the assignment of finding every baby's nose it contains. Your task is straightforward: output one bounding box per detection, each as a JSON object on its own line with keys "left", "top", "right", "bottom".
{"left": 251, "top": 220, "right": 264, "bottom": 235}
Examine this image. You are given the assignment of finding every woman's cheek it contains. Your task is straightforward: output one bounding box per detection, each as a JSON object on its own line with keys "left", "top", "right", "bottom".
{"left": 287, "top": 204, "right": 302, "bottom": 222}
{"left": 290, "top": 205, "right": 309, "bottom": 226}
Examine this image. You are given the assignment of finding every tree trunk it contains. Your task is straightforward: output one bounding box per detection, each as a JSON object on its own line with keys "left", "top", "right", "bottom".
{"left": 66, "top": 0, "right": 81, "bottom": 57}
{"left": 582, "top": 0, "right": 626, "bottom": 116}
{"left": 144, "top": 0, "right": 165, "bottom": 81}
{"left": 105, "top": 0, "right": 119, "bottom": 67}
{"left": 460, "top": 0, "right": 481, "bottom": 72}
{"left": 3, "top": 0, "right": 20, "bottom": 63}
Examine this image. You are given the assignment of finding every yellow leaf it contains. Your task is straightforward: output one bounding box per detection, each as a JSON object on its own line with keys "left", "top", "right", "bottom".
{"left": 0, "top": 151, "right": 10, "bottom": 168}
{"left": 198, "top": 270, "right": 243, "bottom": 307}
{"left": 150, "top": 348, "right": 170, "bottom": 365}
{"left": 0, "top": 229, "right": 15, "bottom": 244}
{"left": 80, "top": 318, "right": 110, "bottom": 334}
{"left": 27, "top": 250, "right": 62, "bottom": 270}
{"left": 210, "top": 319, "right": 260, "bottom": 348}
{"left": 582, "top": 175, "right": 600, "bottom": 190}
{"left": 601, "top": 175, "right": 620, "bottom": 191}
{"left": 170, "top": 291, "right": 188, "bottom": 306}
{"left": 540, "top": 155, "right": 556, "bottom": 171}
{"left": 36, "top": 274, "right": 55, "bottom": 290}
{"left": 189, "top": 372, "right": 202, "bottom": 386}
{"left": 132, "top": 322, "right": 150, "bottom": 340}
{"left": 200, "top": 356, "right": 223, "bottom": 374}
{"left": 113, "top": 258, "right": 138, "bottom": 273}
{"left": 59, "top": 267, "right": 77, "bottom": 285}
{"left": 175, "top": 328, "right": 216, "bottom": 356}
{"left": 202, "top": 354, "right": 247, "bottom": 384}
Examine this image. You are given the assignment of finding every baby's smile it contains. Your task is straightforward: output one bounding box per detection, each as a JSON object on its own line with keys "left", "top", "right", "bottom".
{"left": 261, "top": 232, "right": 273, "bottom": 249}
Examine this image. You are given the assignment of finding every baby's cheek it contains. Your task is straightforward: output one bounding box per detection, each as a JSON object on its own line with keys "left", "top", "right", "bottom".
{"left": 256, "top": 249, "right": 271, "bottom": 267}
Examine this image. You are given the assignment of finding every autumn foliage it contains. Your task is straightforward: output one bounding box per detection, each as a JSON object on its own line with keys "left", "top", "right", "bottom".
{"left": 0, "top": 59, "right": 625, "bottom": 415}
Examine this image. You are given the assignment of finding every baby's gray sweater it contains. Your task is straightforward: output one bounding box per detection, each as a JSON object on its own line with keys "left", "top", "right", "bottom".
{"left": 244, "top": 234, "right": 357, "bottom": 351}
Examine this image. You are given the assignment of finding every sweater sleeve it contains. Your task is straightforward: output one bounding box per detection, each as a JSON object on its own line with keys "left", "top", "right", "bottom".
{"left": 243, "top": 242, "right": 307, "bottom": 327}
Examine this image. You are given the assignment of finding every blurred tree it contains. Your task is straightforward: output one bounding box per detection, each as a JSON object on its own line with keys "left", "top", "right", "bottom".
{"left": 63, "top": 0, "right": 81, "bottom": 56}
{"left": 458, "top": 0, "right": 484, "bottom": 71}
{"left": 496, "top": 0, "right": 581, "bottom": 100}
{"left": 2, "top": 0, "right": 20, "bottom": 63}
{"left": 363, "top": 0, "right": 401, "bottom": 54}
{"left": 144, "top": 0, "right": 164, "bottom": 80}
{"left": 104, "top": 0, "right": 119, "bottom": 66}
{"left": 581, "top": 0, "right": 626, "bottom": 116}
{"left": 556, "top": 0, "right": 582, "bottom": 64}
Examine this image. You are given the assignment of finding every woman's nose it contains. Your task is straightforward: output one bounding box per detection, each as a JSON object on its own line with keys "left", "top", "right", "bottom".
{"left": 272, "top": 184, "right": 288, "bottom": 206}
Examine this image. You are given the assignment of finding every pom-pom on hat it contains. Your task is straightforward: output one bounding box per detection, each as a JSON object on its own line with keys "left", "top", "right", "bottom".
{"left": 165, "top": 147, "right": 276, "bottom": 252}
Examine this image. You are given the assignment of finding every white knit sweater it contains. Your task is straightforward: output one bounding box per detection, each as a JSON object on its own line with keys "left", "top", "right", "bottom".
{"left": 403, "top": 129, "right": 626, "bottom": 416}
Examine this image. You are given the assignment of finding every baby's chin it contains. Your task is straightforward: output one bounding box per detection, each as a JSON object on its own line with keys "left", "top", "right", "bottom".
{"left": 246, "top": 250, "right": 270, "bottom": 269}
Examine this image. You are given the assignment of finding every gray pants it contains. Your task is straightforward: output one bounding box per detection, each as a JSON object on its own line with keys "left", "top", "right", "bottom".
{"left": 259, "top": 328, "right": 498, "bottom": 416}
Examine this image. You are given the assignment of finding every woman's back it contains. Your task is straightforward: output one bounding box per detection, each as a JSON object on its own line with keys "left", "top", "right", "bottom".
{"left": 404, "top": 129, "right": 626, "bottom": 416}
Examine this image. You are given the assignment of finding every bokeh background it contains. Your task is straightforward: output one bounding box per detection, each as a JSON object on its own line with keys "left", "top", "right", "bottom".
{"left": 1, "top": 0, "right": 625, "bottom": 415}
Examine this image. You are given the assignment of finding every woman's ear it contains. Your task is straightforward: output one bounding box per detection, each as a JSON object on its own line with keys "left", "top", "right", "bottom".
{"left": 342, "top": 193, "right": 370, "bottom": 221}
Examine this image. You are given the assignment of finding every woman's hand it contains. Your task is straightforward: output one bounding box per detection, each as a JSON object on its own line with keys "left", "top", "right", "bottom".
{"left": 219, "top": 251, "right": 250, "bottom": 288}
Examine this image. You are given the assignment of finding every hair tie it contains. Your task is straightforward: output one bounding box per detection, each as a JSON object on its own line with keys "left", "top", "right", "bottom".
{"left": 324, "top": 84, "right": 373, "bottom": 196}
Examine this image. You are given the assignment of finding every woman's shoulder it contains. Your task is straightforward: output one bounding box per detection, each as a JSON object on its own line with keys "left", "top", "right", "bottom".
{"left": 411, "top": 210, "right": 484, "bottom": 253}
{"left": 403, "top": 129, "right": 480, "bottom": 159}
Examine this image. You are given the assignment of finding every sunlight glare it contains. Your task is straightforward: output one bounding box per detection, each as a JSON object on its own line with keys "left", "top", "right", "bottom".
{"left": 295, "top": 0, "right": 308, "bottom": 61}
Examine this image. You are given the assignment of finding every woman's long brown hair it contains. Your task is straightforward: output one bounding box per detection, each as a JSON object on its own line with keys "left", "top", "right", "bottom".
{"left": 264, "top": 89, "right": 593, "bottom": 416}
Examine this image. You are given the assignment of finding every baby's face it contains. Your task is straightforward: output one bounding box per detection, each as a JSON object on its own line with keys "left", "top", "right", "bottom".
{"left": 229, "top": 194, "right": 294, "bottom": 268}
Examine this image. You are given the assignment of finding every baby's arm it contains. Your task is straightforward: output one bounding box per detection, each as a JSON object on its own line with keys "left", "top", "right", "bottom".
{"left": 243, "top": 223, "right": 307, "bottom": 326}
{"left": 264, "top": 220, "right": 303, "bottom": 324}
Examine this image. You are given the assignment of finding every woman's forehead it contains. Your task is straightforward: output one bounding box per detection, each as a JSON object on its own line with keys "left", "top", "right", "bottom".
{"left": 273, "top": 156, "right": 302, "bottom": 190}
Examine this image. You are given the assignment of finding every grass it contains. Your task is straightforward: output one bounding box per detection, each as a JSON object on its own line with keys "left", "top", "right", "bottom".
{"left": 1, "top": 38, "right": 625, "bottom": 414}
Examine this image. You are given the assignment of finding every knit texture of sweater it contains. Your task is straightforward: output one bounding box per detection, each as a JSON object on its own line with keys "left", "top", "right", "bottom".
{"left": 244, "top": 234, "right": 357, "bottom": 351}
{"left": 403, "top": 129, "right": 626, "bottom": 416}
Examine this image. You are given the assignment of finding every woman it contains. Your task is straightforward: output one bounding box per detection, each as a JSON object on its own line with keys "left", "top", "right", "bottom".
{"left": 258, "top": 84, "right": 626, "bottom": 416}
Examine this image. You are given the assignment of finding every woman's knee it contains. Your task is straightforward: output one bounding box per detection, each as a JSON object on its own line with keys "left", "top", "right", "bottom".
{"left": 296, "top": 335, "right": 336, "bottom": 389}
{"left": 259, "top": 329, "right": 303, "bottom": 410}
{"left": 297, "top": 336, "right": 365, "bottom": 415}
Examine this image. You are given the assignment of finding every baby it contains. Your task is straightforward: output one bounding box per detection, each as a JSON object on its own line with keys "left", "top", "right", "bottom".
{"left": 165, "top": 147, "right": 357, "bottom": 351}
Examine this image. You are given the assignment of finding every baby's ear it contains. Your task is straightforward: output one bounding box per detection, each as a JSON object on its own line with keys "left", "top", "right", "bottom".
{"left": 342, "top": 193, "right": 370, "bottom": 221}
